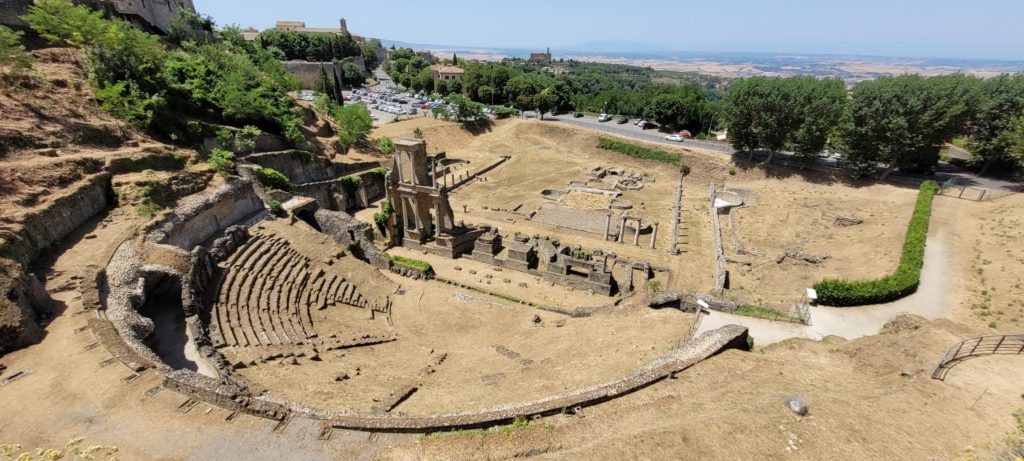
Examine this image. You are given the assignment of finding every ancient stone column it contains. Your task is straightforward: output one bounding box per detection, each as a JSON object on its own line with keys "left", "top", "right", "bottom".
{"left": 396, "top": 154, "right": 405, "bottom": 183}
{"left": 633, "top": 221, "right": 641, "bottom": 246}
{"left": 434, "top": 201, "right": 441, "bottom": 237}
{"left": 401, "top": 197, "right": 410, "bottom": 231}
{"left": 650, "top": 222, "right": 658, "bottom": 249}
{"left": 604, "top": 214, "right": 611, "bottom": 241}
{"left": 618, "top": 217, "right": 627, "bottom": 242}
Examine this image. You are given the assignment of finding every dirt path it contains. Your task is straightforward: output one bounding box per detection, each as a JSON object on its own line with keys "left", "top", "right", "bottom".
{"left": 696, "top": 226, "right": 954, "bottom": 346}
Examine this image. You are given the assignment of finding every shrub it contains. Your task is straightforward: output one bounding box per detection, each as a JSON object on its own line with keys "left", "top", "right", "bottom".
{"left": 254, "top": 166, "right": 293, "bottom": 191}
{"left": 0, "top": 26, "right": 34, "bottom": 77}
{"left": 413, "top": 127, "right": 424, "bottom": 139}
{"left": 597, "top": 137, "right": 679, "bottom": 165}
{"left": 207, "top": 148, "right": 235, "bottom": 175}
{"left": 813, "top": 181, "right": 939, "bottom": 306}
{"left": 728, "top": 167, "right": 737, "bottom": 175}
{"left": 385, "top": 253, "right": 434, "bottom": 276}
{"left": 492, "top": 106, "right": 517, "bottom": 119}
{"left": 378, "top": 136, "right": 395, "bottom": 154}
{"left": 373, "top": 200, "right": 394, "bottom": 228}
{"left": 269, "top": 199, "right": 285, "bottom": 217}
{"left": 370, "top": 166, "right": 388, "bottom": 177}
{"left": 337, "top": 174, "right": 363, "bottom": 197}
{"left": 680, "top": 164, "right": 691, "bottom": 176}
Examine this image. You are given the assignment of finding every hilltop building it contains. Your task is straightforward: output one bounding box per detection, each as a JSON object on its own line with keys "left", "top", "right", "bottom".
{"left": 430, "top": 64, "right": 464, "bottom": 83}
{"left": 1, "top": 0, "right": 196, "bottom": 35}
{"left": 268, "top": 19, "right": 366, "bottom": 43}
{"left": 529, "top": 47, "right": 552, "bottom": 63}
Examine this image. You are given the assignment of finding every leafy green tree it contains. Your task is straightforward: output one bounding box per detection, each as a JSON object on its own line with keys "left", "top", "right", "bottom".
{"left": 789, "top": 77, "right": 847, "bottom": 165}
{"left": 331, "top": 67, "right": 344, "bottom": 104}
{"left": 361, "top": 38, "right": 381, "bottom": 70}
{"left": 477, "top": 85, "right": 495, "bottom": 104}
{"left": 207, "top": 148, "right": 235, "bottom": 175}
{"left": 533, "top": 88, "right": 557, "bottom": 119}
{"left": 444, "top": 93, "right": 484, "bottom": 122}
{"left": 340, "top": 61, "right": 365, "bottom": 86}
{"left": 843, "top": 74, "right": 976, "bottom": 179}
{"left": 0, "top": 26, "right": 33, "bottom": 76}
{"left": 1001, "top": 113, "right": 1024, "bottom": 170}
{"left": 969, "top": 74, "right": 1024, "bottom": 174}
{"left": 335, "top": 103, "right": 373, "bottom": 149}
{"left": 315, "top": 63, "right": 334, "bottom": 100}
{"left": 645, "top": 93, "right": 688, "bottom": 129}
{"left": 22, "top": 0, "right": 110, "bottom": 48}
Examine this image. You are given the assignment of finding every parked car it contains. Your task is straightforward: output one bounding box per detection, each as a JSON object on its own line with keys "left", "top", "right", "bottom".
{"left": 665, "top": 134, "right": 685, "bottom": 142}
{"left": 573, "top": 112, "right": 584, "bottom": 118}
{"left": 598, "top": 113, "right": 612, "bottom": 122}
{"left": 638, "top": 121, "right": 654, "bottom": 129}
{"left": 616, "top": 115, "right": 629, "bottom": 124}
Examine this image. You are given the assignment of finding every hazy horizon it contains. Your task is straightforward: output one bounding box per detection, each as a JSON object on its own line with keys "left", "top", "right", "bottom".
{"left": 194, "top": 0, "right": 1024, "bottom": 61}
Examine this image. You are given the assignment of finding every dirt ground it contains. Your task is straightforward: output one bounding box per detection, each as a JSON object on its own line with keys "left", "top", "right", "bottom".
{"left": 376, "top": 118, "right": 919, "bottom": 307}
{"left": 2, "top": 101, "right": 1023, "bottom": 459}
{"left": 219, "top": 220, "right": 689, "bottom": 414}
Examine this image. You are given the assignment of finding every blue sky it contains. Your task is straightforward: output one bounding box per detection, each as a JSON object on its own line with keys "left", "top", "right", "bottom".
{"left": 194, "top": 0, "right": 1024, "bottom": 60}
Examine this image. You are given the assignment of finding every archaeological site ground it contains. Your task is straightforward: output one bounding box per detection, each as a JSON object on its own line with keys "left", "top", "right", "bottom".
{"left": 1, "top": 10, "right": 1024, "bottom": 460}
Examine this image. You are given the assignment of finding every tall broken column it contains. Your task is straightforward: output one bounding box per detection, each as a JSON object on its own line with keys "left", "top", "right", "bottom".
{"left": 603, "top": 214, "right": 612, "bottom": 241}
{"left": 650, "top": 222, "right": 658, "bottom": 249}
{"left": 633, "top": 220, "right": 641, "bottom": 246}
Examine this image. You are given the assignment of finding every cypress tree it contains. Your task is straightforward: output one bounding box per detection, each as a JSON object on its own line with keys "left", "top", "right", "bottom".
{"left": 332, "top": 66, "right": 345, "bottom": 105}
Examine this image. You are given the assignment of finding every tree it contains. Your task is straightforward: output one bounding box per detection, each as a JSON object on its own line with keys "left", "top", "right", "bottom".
{"left": 331, "top": 67, "right": 344, "bottom": 104}
{"left": 335, "top": 104, "right": 373, "bottom": 149}
{"left": 533, "top": 88, "right": 557, "bottom": 119}
{"left": 340, "top": 61, "right": 365, "bottom": 87}
{"left": 969, "top": 74, "right": 1024, "bottom": 174}
{"left": 842, "top": 74, "right": 976, "bottom": 179}
{"left": 0, "top": 26, "right": 33, "bottom": 77}
{"left": 22, "top": 0, "right": 110, "bottom": 48}
{"left": 361, "top": 38, "right": 381, "bottom": 70}
{"left": 645, "top": 93, "right": 687, "bottom": 129}
{"left": 477, "top": 85, "right": 495, "bottom": 104}
{"left": 789, "top": 77, "right": 847, "bottom": 166}
{"left": 315, "top": 63, "right": 334, "bottom": 100}
{"left": 452, "top": 53, "right": 458, "bottom": 66}
{"left": 444, "top": 93, "right": 484, "bottom": 122}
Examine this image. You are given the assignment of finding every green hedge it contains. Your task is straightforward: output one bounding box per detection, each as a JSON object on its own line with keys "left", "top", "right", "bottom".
{"left": 597, "top": 138, "right": 690, "bottom": 173}
{"left": 385, "top": 253, "right": 434, "bottom": 275}
{"left": 813, "top": 180, "right": 939, "bottom": 306}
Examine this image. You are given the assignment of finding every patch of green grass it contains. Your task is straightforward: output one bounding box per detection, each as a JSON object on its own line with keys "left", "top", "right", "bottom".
{"left": 736, "top": 305, "right": 802, "bottom": 322}
{"left": 384, "top": 253, "right": 434, "bottom": 276}
{"left": 597, "top": 138, "right": 689, "bottom": 173}
{"left": 420, "top": 417, "right": 554, "bottom": 441}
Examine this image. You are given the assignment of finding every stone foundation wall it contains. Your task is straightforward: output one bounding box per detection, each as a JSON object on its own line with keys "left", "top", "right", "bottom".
{"left": 0, "top": 174, "right": 112, "bottom": 267}
{"left": 283, "top": 58, "right": 366, "bottom": 89}
{"left": 247, "top": 150, "right": 337, "bottom": 185}
{"left": 144, "top": 179, "right": 263, "bottom": 250}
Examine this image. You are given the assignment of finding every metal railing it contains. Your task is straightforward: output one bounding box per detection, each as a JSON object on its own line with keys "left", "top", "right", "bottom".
{"left": 931, "top": 334, "right": 1024, "bottom": 380}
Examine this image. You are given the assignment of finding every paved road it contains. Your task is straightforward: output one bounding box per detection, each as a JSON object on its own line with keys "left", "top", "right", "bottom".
{"left": 373, "top": 66, "right": 394, "bottom": 90}
{"left": 545, "top": 113, "right": 1022, "bottom": 192}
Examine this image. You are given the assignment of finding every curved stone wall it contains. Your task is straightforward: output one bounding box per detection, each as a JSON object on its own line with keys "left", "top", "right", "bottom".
{"left": 92, "top": 178, "right": 751, "bottom": 430}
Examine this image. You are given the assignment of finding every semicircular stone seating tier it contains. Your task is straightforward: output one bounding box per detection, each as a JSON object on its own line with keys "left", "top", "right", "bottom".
{"left": 208, "top": 234, "right": 385, "bottom": 349}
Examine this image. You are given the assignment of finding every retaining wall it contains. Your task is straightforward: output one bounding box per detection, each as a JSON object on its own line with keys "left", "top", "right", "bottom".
{"left": 144, "top": 179, "right": 263, "bottom": 250}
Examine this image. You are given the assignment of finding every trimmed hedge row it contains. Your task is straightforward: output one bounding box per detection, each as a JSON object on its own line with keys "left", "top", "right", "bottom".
{"left": 813, "top": 180, "right": 939, "bottom": 306}
{"left": 597, "top": 138, "right": 679, "bottom": 164}
{"left": 385, "top": 253, "right": 434, "bottom": 276}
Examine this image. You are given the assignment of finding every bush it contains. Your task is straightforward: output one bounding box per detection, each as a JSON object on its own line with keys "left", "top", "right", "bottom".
{"left": 254, "top": 166, "right": 293, "bottom": 191}
{"left": 0, "top": 26, "right": 34, "bottom": 77}
{"left": 373, "top": 200, "right": 394, "bottom": 228}
{"left": 813, "top": 181, "right": 939, "bottom": 306}
{"left": 269, "top": 199, "right": 284, "bottom": 217}
{"left": 337, "top": 174, "right": 363, "bottom": 197}
{"left": 385, "top": 253, "right": 434, "bottom": 276}
{"left": 378, "top": 136, "right": 395, "bottom": 154}
{"left": 207, "top": 148, "right": 235, "bottom": 175}
{"left": 597, "top": 137, "right": 679, "bottom": 165}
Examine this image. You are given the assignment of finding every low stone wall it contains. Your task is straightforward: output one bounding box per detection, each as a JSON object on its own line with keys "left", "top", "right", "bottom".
{"left": 283, "top": 58, "right": 365, "bottom": 89}
{"left": 709, "top": 184, "right": 727, "bottom": 292}
{"left": 0, "top": 173, "right": 112, "bottom": 267}
{"left": 649, "top": 291, "right": 740, "bottom": 314}
{"left": 144, "top": 179, "right": 263, "bottom": 250}
{"left": 325, "top": 324, "right": 749, "bottom": 431}
{"left": 247, "top": 150, "right": 337, "bottom": 185}
{"left": 162, "top": 370, "right": 291, "bottom": 421}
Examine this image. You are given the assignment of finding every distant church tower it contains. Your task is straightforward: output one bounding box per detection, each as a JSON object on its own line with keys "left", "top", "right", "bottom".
{"left": 339, "top": 18, "right": 348, "bottom": 34}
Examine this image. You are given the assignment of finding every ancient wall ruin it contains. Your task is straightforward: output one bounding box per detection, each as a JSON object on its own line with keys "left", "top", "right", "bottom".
{"left": 144, "top": 179, "right": 263, "bottom": 250}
